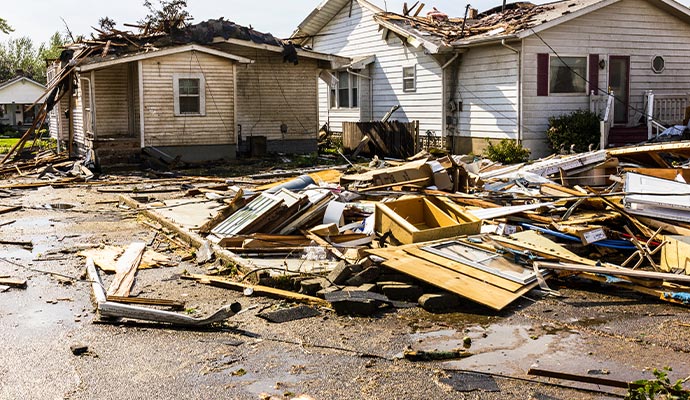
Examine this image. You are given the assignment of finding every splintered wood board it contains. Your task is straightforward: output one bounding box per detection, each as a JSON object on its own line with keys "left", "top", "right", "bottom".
{"left": 78, "top": 246, "right": 171, "bottom": 272}
{"left": 107, "top": 242, "right": 146, "bottom": 297}
{"left": 255, "top": 169, "right": 344, "bottom": 191}
{"left": 490, "top": 231, "right": 597, "bottom": 266}
{"left": 368, "top": 247, "right": 534, "bottom": 310}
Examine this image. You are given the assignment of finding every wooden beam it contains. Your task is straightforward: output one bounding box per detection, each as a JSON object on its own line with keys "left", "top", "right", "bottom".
{"left": 0, "top": 277, "right": 27, "bottom": 288}
{"left": 535, "top": 261, "right": 690, "bottom": 284}
{"left": 183, "top": 274, "right": 330, "bottom": 307}
{"left": 86, "top": 258, "right": 240, "bottom": 326}
{"left": 107, "top": 242, "right": 146, "bottom": 297}
{"left": 528, "top": 368, "right": 640, "bottom": 390}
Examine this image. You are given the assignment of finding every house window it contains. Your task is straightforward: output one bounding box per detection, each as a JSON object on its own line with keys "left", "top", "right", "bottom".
{"left": 549, "top": 56, "right": 587, "bottom": 94}
{"left": 173, "top": 73, "right": 206, "bottom": 116}
{"left": 329, "top": 71, "right": 359, "bottom": 109}
{"left": 652, "top": 56, "right": 665, "bottom": 73}
{"left": 403, "top": 65, "right": 416, "bottom": 92}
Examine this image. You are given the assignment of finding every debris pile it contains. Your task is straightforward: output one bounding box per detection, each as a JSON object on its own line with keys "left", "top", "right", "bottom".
{"left": 100, "top": 140, "right": 690, "bottom": 318}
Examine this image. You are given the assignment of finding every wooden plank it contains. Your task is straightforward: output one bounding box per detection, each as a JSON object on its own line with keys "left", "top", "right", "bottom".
{"left": 380, "top": 252, "right": 536, "bottom": 311}
{"left": 86, "top": 258, "right": 240, "bottom": 326}
{"left": 528, "top": 368, "right": 640, "bottom": 390}
{"left": 367, "top": 246, "right": 537, "bottom": 310}
{"left": 535, "top": 261, "right": 690, "bottom": 284}
{"left": 490, "top": 231, "right": 598, "bottom": 266}
{"left": 183, "top": 274, "right": 330, "bottom": 307}
{"left": 106, "top": 295, "right": 185, "bottom": 310}
{"left": 0, "top": 205, "right": 21, "bottom": 215}
{"left": 402, "top": 247, "right": 524, "bottom": 292}
{"left": 107, "top": 242, "right": 146, "bottom": 297}
{"left": 0, "top": 277, "right": 27, "bottom": 288}
{"left": 638, "top": 216, "right": 690, "bottom": 236}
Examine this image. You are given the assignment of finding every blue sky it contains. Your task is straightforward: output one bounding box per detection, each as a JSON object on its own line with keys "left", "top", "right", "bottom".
{"left": 3, "top": 0, "right": 505, "bottom": 45}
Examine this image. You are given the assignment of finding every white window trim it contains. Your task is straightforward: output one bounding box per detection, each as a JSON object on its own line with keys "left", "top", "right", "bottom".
{"left": 173, "top": 72, "right": 206, "bottom": 116}
{"left": 402, "top": 65, "right": 417, "bottom": 92}
{"left": 329, "top": 71, "right": 360, "bottom": 110}
{"left": 548, "top": 55, "right": 588, "bottom": 96}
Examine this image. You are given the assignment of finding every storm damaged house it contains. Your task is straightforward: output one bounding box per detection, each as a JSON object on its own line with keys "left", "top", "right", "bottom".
{"left": 46, "top": 19, "right": 347, "bottom": 164}
{"left": 293, "top": 0, "right": 690, "bottom": 158}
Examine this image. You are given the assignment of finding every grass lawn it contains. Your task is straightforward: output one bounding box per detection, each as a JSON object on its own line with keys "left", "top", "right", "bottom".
{"left": 0, "top": 137, "right": 55, "bottom": 154}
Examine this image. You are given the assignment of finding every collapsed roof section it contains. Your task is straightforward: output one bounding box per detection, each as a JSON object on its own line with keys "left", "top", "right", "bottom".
{"left": 372, "top": 0, "right": 690, "bottom": 51}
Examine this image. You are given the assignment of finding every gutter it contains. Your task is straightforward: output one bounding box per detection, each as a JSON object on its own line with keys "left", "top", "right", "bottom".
{"left": 501, "top": 38, "right": 522, "bottom": 145}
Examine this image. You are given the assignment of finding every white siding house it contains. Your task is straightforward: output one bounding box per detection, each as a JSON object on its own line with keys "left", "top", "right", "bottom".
{"left": 293, "top": 0, "right": 447, "bottom": 139}
{"left": 295, "top": 0, "right": 690, "bottom": 158}
{"left": 0, "top": 76, "right": 46, "bottom": 129}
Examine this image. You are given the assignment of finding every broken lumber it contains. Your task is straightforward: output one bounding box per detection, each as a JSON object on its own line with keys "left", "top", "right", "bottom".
{"left": 118, "top": 195, "right": 256, "bottom": 273}
{"left": 182, "top": 274, "right": 330, "bottom": 307}
{"left": 86, "top": 258, "right": 240, "bottom": 326}
{"left": 106, "top": 242, "right": 146, "bottom": 297}
{"left": 535, "top": 261, "right": 690, "bottom": 284}
{"left": 0, "top": 277, "right": 27, "bottom": 288}
{"left": 528, "top": 367, "right": 642, "bottom": 390}
{"left": 106, "top": 295, "right": 185, "bottom": 310}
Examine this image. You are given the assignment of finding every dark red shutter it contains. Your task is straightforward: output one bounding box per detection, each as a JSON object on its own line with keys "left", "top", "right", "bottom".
{"left": 588, "top": 54, "right": 599, "bottom": 95}
{"left": 537, "top": 53, "right": 549, "bottom": 96}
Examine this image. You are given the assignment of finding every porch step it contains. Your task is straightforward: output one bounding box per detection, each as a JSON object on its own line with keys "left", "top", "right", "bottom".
{"left": 91, "top": 137, "right": 141, "bottom": 166}
{"left": 607, "top": 126, "right": 649, "bottom": 148}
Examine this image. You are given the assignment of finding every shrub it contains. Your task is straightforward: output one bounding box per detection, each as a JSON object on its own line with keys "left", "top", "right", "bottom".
{"left": 484, "top": 138, "right": 531, "bottom": 164}
{"left": 547, "top": 110, "right": 600, "bottom": 153}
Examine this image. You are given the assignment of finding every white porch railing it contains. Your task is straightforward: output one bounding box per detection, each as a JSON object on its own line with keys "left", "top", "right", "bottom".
{"left": 590, "top": 90, "right": 614, "bottom": 149}
{"left": 645, "top": 90, "right": 690, "bottom": 139}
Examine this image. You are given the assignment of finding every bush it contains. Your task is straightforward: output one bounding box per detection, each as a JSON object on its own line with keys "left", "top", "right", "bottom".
{"left": 547, "top": 110, "right": 600, "bottom": 153}
{"left": 484, "top": 138, "right": 531, "bottom": 164}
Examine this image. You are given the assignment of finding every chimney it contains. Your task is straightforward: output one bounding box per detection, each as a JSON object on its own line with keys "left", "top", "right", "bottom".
{"left": 468, "top": 8, "right": 478, "bottom": 18}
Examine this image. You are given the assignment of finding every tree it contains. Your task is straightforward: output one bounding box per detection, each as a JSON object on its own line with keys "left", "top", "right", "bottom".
{"left": 0, "top": 18, "right": 12, "bottom": 35}
{"left": 38, "top": 32, "right": 66, "bottom": 61}
{"left": 0, "top": 32, "right": 65, "bottom": 84}
{"left": 138, "top": 0, "right": 193, "bottom": 33}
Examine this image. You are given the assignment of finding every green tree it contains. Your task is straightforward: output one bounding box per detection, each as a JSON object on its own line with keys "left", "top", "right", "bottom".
{"left": 0, "top": 32, "right": 64, "bottom": 84}
{"left": 38, "top": 32, "right": 66, "bottom": 61}
{"left": 138, "top": 0, "right": 193, "bottom": 33}
{"left": 0, "top": 18, "right": 12, "bottom": 35}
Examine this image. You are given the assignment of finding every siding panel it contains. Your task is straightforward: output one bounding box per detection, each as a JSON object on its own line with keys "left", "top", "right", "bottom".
{"left": 141, "top": 51, "right": 235, "bottom": 147}
{"left": 312, "top": 0, "right": 443, "bottom": 136}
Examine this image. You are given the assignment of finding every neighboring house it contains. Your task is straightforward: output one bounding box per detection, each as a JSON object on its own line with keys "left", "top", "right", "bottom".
{"left": 293, "top": 0, "right": 690, "bottom": 158}
{"left": 47, "top": 19, "right": 346, "bottom": 164}
{"left": 0, "top": 76, "right": 46, "bottom": 130}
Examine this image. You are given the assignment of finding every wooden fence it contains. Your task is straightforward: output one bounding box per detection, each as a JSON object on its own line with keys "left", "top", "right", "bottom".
{"left": 342, "top": 121, "right": 419, "bottom": 158}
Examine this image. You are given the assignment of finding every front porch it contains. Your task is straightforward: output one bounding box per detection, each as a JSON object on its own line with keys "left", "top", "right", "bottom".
{"left": 79, "top": 62, "right": 141, "bottom": 164}
{"left": 592, "top": 91, "right": 690, "bottom": 148}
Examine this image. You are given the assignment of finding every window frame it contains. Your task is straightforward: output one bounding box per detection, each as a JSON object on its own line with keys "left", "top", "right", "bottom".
{"left": 329, "top": 70, "right": 360, "bottom": 110}
{"left": 402, "top": 65, "right": 416, "bottom": 92}
{"left": 173, "top": 73, "right": 206, "bottom": 116}
{"left": 548, "top": 55, "right": 588, "bottom": 95}
{"left": 651, "top": 55, "right": 665, "bottom": 74}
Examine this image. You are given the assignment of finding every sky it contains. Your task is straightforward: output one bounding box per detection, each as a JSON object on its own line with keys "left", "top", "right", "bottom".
{"left": 4, "top": 0, "right": 690, "bottom": 47}
{"left": 2, "top": 0, "right": 489, "bottom": 46}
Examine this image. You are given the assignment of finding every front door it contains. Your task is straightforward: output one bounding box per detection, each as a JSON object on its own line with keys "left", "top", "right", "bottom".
{"left": 609, "top": 56, "right": 630, "bottom": 125}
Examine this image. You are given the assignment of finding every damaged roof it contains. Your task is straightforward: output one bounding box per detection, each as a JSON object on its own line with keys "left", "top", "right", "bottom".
{"left": 373, "top": 0, "right": 690, "bottom": 51}
{"left": 75, "top": 17, "right": 346, "bottom": 70}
